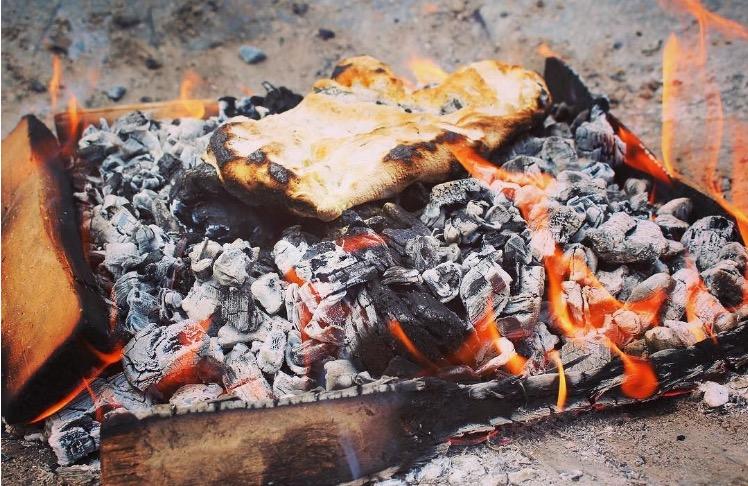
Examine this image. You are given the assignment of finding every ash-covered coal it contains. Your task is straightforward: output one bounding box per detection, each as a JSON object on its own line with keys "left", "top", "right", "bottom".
{"left": 46, "top": 84, "right": 748, "bottom": 468}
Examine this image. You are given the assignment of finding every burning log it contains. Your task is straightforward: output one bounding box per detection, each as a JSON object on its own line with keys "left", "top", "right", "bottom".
{"left": 100, "top": 323, "right": 748, "bottom": 485}
{"left": 204, "top": 56, "right": 550, "bottom": 221}
{"left": 1, "top": 116, "right": 114, "bottom": 424}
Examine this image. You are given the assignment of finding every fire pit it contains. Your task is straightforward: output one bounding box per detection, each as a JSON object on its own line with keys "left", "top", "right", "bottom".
{"left": 2, "top": 2, "right": 748, "bottom": 485}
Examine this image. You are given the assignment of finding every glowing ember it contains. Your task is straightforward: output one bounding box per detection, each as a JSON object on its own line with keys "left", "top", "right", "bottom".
{"left": 284, "top": 267, "right": 306, "bottom": 286}
{"left": 336, "top": 233, "right": 387, "bottom": 253}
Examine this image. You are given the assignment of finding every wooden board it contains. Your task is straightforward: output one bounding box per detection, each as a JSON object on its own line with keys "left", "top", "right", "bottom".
{"left": 101, "top": 324, "right": 748, "bottom": 485}
{"left": 1, "top": 115, "right": 114, "bottom": 424}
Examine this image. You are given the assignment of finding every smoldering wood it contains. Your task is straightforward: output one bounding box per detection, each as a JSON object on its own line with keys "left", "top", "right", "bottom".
{"left": 101, "top": 323, "right": 748, "bottom": 485}
{"left": 1, "top": 116, "right": 115, "bottom": 424}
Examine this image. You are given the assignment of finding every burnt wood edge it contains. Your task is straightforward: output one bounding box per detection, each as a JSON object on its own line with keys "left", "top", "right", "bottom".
{"left": 1, "top": 115, "right": 113, "bottom": 424}
{"left": 100, "top": 323, "right": 747, "bottom": 484}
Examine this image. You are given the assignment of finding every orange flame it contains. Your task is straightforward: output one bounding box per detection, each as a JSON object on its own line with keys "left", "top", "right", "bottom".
{"left": 548, "top": 350, "right": 567, "bottom": 411}
{"left": 536, "top": 42, "right": 562, "bottom": 59}
{"left": 447, "top": 139, "right": 663, "bottom": 399}
{"left": 609, "top": 341, "right": 659, "bottom": 399}
{"left": 614, "top": 122, "right": 672, "bottom": 184}
{"left": 705, "top": 119, "right": 748, "bottom": 243}
{"left": 67, "top": 95, "right": 80, "bottom": 137}
{"left": 179, "top": 70, "right": 206, "bottom": 118}
{"left": 49, "top": 55, "right": 62, "bottom": 110}
{"left": 407, "top": 56, "right": 448, "bottom": 86}
{"left": 660, "top": 0, "right": 748, "bottom": 230}
{"left": 388, "top": 318, "right": 437, "bottom": 370}
{"left": 450, "top": 295, "right": 527, "bottom": 376}
{"left": 446, "top": 142, "right": 553, "bottom": 189}
{"left": 29, "top": 342, "right": 123, "bottom": 424}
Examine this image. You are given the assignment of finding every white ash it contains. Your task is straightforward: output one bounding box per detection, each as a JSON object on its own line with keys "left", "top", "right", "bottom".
{"left": 700, "top": 381, "right": 730, "bottom": 408}
{"left": 251, "top": 272, "right": 285, "bottom": 314}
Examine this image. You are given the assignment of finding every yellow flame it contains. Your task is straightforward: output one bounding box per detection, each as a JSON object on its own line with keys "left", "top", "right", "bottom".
{"left": 407, "top": 56, "right": 447, "bottom": 86}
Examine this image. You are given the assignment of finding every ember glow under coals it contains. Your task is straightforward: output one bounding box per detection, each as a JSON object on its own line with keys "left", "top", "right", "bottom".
{"left": 36, "top": 55, "right": 748, "bottom": 468}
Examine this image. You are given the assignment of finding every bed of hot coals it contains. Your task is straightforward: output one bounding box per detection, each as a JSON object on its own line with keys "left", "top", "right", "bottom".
{"left": 41, "top": 87, "right": 747, "bottom": 470}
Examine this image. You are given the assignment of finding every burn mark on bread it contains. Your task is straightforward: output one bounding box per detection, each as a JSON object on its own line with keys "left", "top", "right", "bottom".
{"left": 268, "top": 162, "right": 292, "bottom": 184}
{"left": 384, "top": 142, "right": 438, "bottom": 165}
{"left": 209, "top": 126, "right": 233, "bottom": 168}
{"left": 247, "top": 149, "right": 267, "bottom": 164}
{"left": 331, "top": 63, "right": 352, "bottom": 80}
{"left": 434, "top": 131, "right": 464, "bottom": 145}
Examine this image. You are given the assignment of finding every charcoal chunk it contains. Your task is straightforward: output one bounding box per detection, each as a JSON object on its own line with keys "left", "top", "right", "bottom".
{"left": 587, "top": 212, "right": 667, "bottom": 263}
{"left": 251, "top": 272, "right": 285, "bottom": 314}
{"left": 169, "top": 383, "right": 224, "bottom": 407}
{"left": 459, "top": 255, "right": 512, "bottom": 327}
{"left": 681, "top": 216, "right": 736, "bottom": 271}
{"left": 657, "top": 197, "right": 692, "bottom": 221}
{"left": 422, "top": 262, "right": 462, "bottom": 303}
{"left": 122, "top": 319, "right": 210, "bottom": 391}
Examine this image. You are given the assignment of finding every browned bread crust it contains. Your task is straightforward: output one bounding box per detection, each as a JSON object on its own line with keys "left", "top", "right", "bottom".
{"left": 204, "top": 56, "right": 550, "bottom": 221}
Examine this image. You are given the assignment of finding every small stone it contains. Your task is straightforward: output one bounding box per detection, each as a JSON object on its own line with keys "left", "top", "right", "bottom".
{"left": 104, "top": 85, "right": 127, "bottom": 101}
{"left": 29, "top": 79, "right": 47, "bottom": 93}
{"left": 700, "top": 381, "right": 729, "bottom": 408}
{"left": 112, "top": 12, "right": 141, "bottom": 28}
{"left": 144, "top": 57, "right": 162, "bottom": 70}
{"left": 292, "top": 3, "right": 309, "bottom": 15}
{"left": 238, "top": 45, "right": 267, "bottom": 64}
{"left": 318, "top": 28, "right": 335, "bottom": 40}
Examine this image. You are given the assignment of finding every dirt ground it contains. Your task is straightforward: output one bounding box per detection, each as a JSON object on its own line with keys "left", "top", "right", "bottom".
{"left": 2, "top": 0, "right": 747, "bottom": 484}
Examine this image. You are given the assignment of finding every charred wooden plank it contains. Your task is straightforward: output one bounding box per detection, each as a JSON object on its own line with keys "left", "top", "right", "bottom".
{"left": 1, "top": 115, "right": 113, "bottom": 424}
{"left": 101, "top": 323, "right": 747, "bottom": 485}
